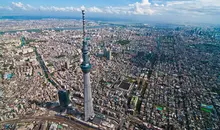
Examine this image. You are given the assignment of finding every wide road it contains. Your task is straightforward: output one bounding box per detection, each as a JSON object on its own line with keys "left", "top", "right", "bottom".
{"left": 0, "top": 115, "right": 96, "bottom": 130}
{"left": 33, "top": 46, "right": 61, "bottom": 90}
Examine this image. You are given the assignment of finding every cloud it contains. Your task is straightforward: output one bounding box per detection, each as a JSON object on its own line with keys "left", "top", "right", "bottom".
{"left": 2, "top": 0, "right": 219, "bottom": 23}
{"left": 80, "top": 6, "right": 85, "bottom": 10}
{"left": 164, "top": 0, "right": 220, "bottom": 15}
{"left": 26, "top": 4, "right": 36, "bottom": 10}
{"left": 0, "top": 6, "right": 13, "bottom": 10}
{"left": 11, "top": 2, "right": 37, "bottom": 11}
{"left": 9, "top": 0, "right": 155, "bottom": 15}
{"left": 12, "top": 2, "right": 23, "bottom": 8}
{"left": 12, "top": 2, "right": 26, "bottom": 10}
{"left": 104, "top": 6, "right": 128, "bottom": 14}
{"left": 88, "top": 7, "right": 103, "bottom": 13}
{"left": 154, "top": 4, "right": 159, "bottom": 7}
{"left": 129, "top": 0, "right": 155, "bottom": 15}
{"left": 39, "top": 6, "right": 81, "bottom": 12}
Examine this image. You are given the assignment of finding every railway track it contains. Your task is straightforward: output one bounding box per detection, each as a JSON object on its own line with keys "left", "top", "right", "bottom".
{"left": 0, "top": 115, "right": 96, "bottom": 130}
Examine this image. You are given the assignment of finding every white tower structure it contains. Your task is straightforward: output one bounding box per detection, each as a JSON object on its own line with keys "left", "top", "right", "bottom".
{"left": 80, "top": 10, "right": 95, "bottom": 121}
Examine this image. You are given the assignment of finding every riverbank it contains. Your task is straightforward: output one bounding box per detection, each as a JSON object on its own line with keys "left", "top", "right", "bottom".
{"left": 0, "top": 24, "right": 118, "bottom": 35}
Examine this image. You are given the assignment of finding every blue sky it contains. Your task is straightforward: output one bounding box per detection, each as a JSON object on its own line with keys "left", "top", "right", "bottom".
{"left": 0, "top": 0, "right": 220, "bottom": 24}
{"left": 1, "top": 0, "right": 138, "bottom": 7}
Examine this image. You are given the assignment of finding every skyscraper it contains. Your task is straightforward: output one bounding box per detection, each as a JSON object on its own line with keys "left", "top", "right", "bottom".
{"left": 58, "top": 90, "right": 70, "bottom": 108}
{"left": 104, "top": 47, "right": 112, "bottom": 60}
{"left": 81, "top": 10, "right": 95, "bottom": 121}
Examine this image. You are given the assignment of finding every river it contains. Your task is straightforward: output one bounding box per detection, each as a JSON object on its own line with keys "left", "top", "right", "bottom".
{"left": 0, "top": 25, "right": 118, "bottom": 34}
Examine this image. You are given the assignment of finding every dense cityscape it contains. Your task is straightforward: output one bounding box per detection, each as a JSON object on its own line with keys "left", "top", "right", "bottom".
{"left": 0, "top": 11, "right": 220, "bottom": 130}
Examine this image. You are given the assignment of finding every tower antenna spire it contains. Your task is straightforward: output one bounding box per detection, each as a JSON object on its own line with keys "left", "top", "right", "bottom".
{"left": 82, "top": 10, "right": 86, "bottom": 42}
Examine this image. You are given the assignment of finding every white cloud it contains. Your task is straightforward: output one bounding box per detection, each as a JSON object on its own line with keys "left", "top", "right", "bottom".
{"left": 26, "top": 4, "right": 36, "bottom": 10}
{"left": 2, "top": 0, "right": 219, "bottom": 21}
{"left": 128, "top": 0, "right": 154, "bottom": 15}
{"left": 154, "top": 4, "right": 159, "bottom": 7}
{"left": 142, "top": 0, "right": 151, "bottom": 6}
{"left": 80, "top": 6, "right": 85, "bottom": 10}
{"left": 11, "top": 2, "right": 37, "bottom": 10}
{"left": 129, "top": 0, "right": 151, "bottom": 6}
{"left": 88, "top": 7, "right": 103, "bottom": 13}
{"left": 12, "top": 2, "right": 26, "bottom": 10}
{"left": 51, "top": 6, "right": 67, "bottom": 12}
{"left": 0, "top": 6, "right": 13, "bottom": 10}
{"left": 8, "top": 7, "right": 13, "bottom": 11}
{"left": 39, "top": 6, "right": 81, "bottom": 12}
{"left": 12, "top": 2, "right": 23, "bottom": 8}
{"left": 164, "top": 0, "right": 220, "bottom": 15}
{"left": 105, "top": 6, "right": 127, "bottom": 14}
{"left": 9, "top": 0, "right": 155, "bottom": 15}
{"left": 39, "top": 6, "right": 48, "bottom": 11}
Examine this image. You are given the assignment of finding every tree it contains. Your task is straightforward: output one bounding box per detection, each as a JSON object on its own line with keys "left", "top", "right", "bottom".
{"left": 9, "top": 65, "right": 14, "bottom": 70}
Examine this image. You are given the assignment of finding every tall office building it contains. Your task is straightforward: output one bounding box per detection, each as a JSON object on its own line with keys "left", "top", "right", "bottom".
{"left": 104, "top": 47, "right": 112, "bottom": 60}
{"left": 81, "top": 10, "right": 95, "bottom": 121}
{"left": 58, "top": 90, "right": 70, "bottom": 108}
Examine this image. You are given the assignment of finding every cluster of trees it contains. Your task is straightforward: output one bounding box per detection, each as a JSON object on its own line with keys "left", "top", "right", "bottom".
{"left": 116, "top": 40, "right": 130, "bottom": 45}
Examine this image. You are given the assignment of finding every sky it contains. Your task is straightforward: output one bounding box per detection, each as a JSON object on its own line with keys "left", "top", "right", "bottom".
{"left": 0, "top": 0, "right": 220, "bottom": 25}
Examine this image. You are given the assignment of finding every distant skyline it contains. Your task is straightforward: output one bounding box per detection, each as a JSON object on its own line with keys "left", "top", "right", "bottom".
{"left": 0, "top": 0, "right": 220, "bottom": 25}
